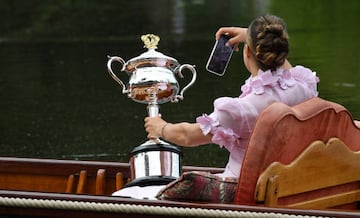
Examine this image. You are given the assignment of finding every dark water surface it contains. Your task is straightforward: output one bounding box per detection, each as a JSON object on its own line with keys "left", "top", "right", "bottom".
{"left": 1, "top": 0, "right": 360, "bottom": 167}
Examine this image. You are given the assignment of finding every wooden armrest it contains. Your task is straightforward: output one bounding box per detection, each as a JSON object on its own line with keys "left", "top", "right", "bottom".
{"left": 255, "top": 138, "right": 360, "bottom": 210}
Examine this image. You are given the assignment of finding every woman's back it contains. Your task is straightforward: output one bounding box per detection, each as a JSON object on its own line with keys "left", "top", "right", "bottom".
{"left": 210, "top": 65, "right": 319, "bottom": 178}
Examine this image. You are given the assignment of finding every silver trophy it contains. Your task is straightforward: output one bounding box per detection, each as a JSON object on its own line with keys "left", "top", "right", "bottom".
{"left": 107, "top": 34, "right": 197, "bottom": 187}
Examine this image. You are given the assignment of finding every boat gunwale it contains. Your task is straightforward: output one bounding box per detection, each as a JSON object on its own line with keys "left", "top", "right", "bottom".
{"left": 0, "top": 190, "right": 359, "bottom": 218}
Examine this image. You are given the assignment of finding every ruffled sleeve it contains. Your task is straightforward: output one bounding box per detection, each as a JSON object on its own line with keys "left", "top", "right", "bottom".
{"left": 196, "top": 95, "right": 271, "bottom": 152}
{"left": 197, "top": 115, "right": 240, "bottom": 151}
{"left": 196, "top": 115, "right": 218, "bottom": 136}
{"left": 196, "top": 99, "right": 242, "bottom": 151}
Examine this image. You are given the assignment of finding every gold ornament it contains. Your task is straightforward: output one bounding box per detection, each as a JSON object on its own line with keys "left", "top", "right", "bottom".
{"left": 141, "top": 34, "right": 160, "bottom": 49}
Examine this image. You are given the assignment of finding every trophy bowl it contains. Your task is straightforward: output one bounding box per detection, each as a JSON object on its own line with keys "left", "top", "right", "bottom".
{"left": 107, "top": 34, "right": 196, "bottom": 105}
{"left": 107, "top": 34, "right": 197, "bottom": 188}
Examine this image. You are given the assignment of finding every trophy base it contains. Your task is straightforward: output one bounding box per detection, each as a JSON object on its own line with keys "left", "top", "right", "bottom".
{"left": 123, "top": 175, "right": 177, "bottom": 188}
{"left": 128, "top": 139, "right": 182, "bottom": 188}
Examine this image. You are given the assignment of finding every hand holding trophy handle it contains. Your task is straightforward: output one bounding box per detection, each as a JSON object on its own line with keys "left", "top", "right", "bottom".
{"left": 106, "top": 56, "right": 128, "bottom": 95}
{"left": 172, "top": 64, "right": 197, "bottom": 103}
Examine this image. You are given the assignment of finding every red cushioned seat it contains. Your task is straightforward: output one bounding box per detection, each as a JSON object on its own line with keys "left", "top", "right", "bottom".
{"left": 235, "top": 97, "right": 360, "bottom": 207}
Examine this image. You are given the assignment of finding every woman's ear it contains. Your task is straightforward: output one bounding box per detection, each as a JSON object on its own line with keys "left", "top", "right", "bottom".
{"left": 245, "top": 44, "right": 252, "bottom": 58}
{"left": 243, "top": 43, "right": 259, "bottom": 75}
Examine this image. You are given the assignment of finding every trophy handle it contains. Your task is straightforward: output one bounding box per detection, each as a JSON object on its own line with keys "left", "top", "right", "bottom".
{"left": 106, "top": 56, "right": 128, "bottom": 94}
{"left": 172, "top": 64, "right": 197, "bottom": 103}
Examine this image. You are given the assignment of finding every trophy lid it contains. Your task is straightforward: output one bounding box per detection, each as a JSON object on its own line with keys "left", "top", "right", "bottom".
{"left": 123, "top": 34, "right": 179, "bottom": 73}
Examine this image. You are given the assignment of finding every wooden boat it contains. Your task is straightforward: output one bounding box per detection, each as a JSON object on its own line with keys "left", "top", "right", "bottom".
{"left": 1, "top": 97, "right": 360, "bottom": 217}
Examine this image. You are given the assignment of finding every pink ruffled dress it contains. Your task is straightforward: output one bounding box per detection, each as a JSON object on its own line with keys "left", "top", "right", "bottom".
{"left": 196, "top": 65, "right": 319, "bottom": 178}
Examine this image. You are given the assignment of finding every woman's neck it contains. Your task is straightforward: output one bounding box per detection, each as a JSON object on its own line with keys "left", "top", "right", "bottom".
{"left": 249, "top": 62, "right": 259, "bottom": 77}
{"left": 251, "top": 60, "right": 292, "bottom": 77}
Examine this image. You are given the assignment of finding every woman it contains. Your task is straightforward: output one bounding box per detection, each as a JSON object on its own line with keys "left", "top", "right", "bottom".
{"left": 145, "top": 15, "right": 319, "bottom": 178}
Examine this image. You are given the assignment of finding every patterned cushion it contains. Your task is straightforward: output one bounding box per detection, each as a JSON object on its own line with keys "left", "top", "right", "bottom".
{"left": 156, "top": 171, "right": 238, "bottom": 203}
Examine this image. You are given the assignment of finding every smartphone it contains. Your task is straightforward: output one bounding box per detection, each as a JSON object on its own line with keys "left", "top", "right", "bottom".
{"left": 206, "top": 34, "right": 234, "bottom": 76}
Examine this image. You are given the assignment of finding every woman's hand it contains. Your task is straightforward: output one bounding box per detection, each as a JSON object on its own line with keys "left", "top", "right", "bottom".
{"left": 215, "top": 27, "right": 248, "bottom": 52}
{"left": 144, "top": 116, "right": 168, "bottom": 140}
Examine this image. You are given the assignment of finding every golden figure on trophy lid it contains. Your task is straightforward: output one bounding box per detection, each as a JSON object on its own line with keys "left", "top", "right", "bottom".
{"left": 141, "top": 34, "right": 160, "bottom": 49}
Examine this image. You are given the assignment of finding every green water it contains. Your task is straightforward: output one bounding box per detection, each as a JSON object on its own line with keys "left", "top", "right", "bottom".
{"left": 0, "top": 0, "right": 359, "bottom": 167}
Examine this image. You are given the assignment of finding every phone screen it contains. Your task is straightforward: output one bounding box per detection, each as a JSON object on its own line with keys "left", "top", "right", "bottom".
{"left": 206, "top": 34, "right": 234, "bottom": 76}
